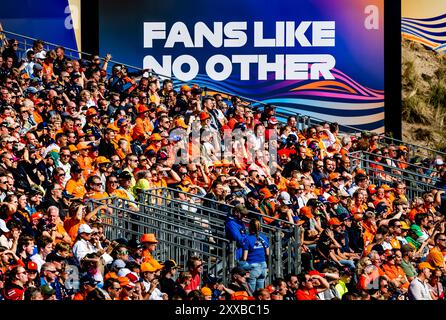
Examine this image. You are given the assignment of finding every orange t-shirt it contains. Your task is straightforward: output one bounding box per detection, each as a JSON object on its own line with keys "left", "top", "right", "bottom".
{"left": 132, "top": 117, "right": 153, "bottom": 141}
{"left": 275, "top": 177, "right": 289, "bottom": 192}
{"left": 64, "top": 217, "right": 86, "bottom": 242}
{"left": 408, "top": 208, "right": 425, "bottom": 222}
{"left": 65, "top": 178, "right": 86, "bottom": 199}
{"left": 65, "top": 179, "right": 87, "bottom": 198}
{"left": 33, "top": 111, "right": 43, "bottom": 124}
{"left": 72, "top": 292, "right": 86, "bottom": 300}
{"left": 382, "top": 263, "right": 409, "bottom": 290}
{"left": 54, "top": 223, "right": 70, "bottom": 245}
{"left": 427, "top": 247, "right": 445, "bottom": 268}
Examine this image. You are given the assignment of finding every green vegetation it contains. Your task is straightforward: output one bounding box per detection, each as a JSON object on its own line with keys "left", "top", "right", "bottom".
{"left": 402, "top": 39, "right": 446, "bottom": 151}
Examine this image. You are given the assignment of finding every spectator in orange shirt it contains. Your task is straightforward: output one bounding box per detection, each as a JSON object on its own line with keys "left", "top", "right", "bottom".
{"left": 381, "top": 249, "right": 410, "bottom": 292}
{"left": 132, "top": 105, "right": 153, "bottom": 142}
{"left": 426, "top": 233, "right": 446, "bottom": 270}
{"left": 84, "top": 175, "right": 108, "bottom": 200}
{"left": 140, "top": 233, "right": 160, "bottom": 266}
{"left": 295, "top": 272, "right": 329, "bottom": 300}
{"left": 65, "top": 164, "right": 86, "bottom": 199}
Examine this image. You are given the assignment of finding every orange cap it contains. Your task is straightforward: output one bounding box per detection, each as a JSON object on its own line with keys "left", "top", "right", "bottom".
{"left": 140, "top": 233, "right": 158, "bottom": 243}
{"left": 137, "top": 105, "right": 150, "bottom": 114}
{"left": 259, "top": 188, "right": 273, "bottom": 199}
{"left": 68, "top": 144, "right": 78, "bottom": 153}
{"left": 118, "top": 276, "right": 135, "bottom": 288}
{"left": 328, "top": 217, "right": 342, "bottom": 226}
{"left": 300, "top": 206, "right": 314, "bottom": 219}
{"left": 86, "top": 107, "right": 98, "bottom": 116}
{"left": 150, "top": 133, "right": 163, "bottom": 141}
{"left": 107, "top": 123, "right": 120, "bottom": 132}
{"left": 368, "top": 184, "right": 377, "bottom": 195}
{"left": 327, "top": 196, "right": 339, "bottom": 204}
{"left": 174, "top": 118, "right": 188, "bottom": 129}
{"left": 180, "top": 84, "right": 191, "bottom": 92}
{"left": 95, "top": 156, "right": 111, "bottom": 165}
{"left": 288, "top": 181, "right": 300, "bottom": 189}
{"left": 140, "top": 262, "right": 157, "bottom": 273}
{"left": 329, "top": 172, "right": 341, "bottom": 181}
{"left": 76, "top": 141, "right": 92, "bottom": 150}
{"left": 199, "top": 112, "right": 211, "bottom": 121}
{"left": 418, "top": 262, "right": 435, "bottom": 270}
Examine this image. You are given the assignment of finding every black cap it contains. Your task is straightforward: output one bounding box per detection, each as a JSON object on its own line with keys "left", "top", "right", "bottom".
{"left": 119, "top": 171, "right": 132, "bottom": 180}
{"left": 145, "top": 149, "right": 157, "bottom": 158}
{"left": 27, "top": 187, "right": 44, "bottom": 197}
{"left": 37, "top": 122, "right": 48, "bottom": 131}
{"left": 27, "top": 144, "right": 37, "bottom": 153}
{"left": 71, "top": 72, "right": 82, "bottom": 79}
{"left": 80, "top": 274, "right": 99, "bottom": 286}
{"left": 191, "top": 87, "right": 203, "bottom": 95}
{"left": 267, "top": 184, "right": 279, "bottom": 194}
{"left": 162, "top": 259, "right": 183, "bottom": 270}
{"left": 203, "top": 273, "right": 222, "bottom": 284}
{"left": 62, "top": 190, "right": 75, "bottom": 199}
{"left": 371, "top": 244, "right": 385, "bottom": 255}
{"left": 70, "top": 163, "right": 83, "bottom": 173}
{"left": 127, "top": 238, "right": 142, "bottom": 249}
{"left": 307, "top": 198, "right": 323, "bottom": 208}
{"left": 247, "top": 191, "right": 260, "bottom": 200}
{"left": 231, "top": 266, "right": 249, "bottom": 276}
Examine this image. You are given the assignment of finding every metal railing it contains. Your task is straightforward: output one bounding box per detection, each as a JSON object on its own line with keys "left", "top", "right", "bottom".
{"left": 139, "top": 187, "right": 302, "bottom": 281}
{"left": 348, "top": 150, "right": 438, "bottom": 199}
{"left": 87, "top": 187, "right": 302, "bottom": 284}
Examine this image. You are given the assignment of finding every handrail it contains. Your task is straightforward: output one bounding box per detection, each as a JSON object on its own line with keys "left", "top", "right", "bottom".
{"left": 2, "top": 28, "right": 445, "bottom": 161}
{"left": 89, "top": 194, "right": 297, "bottom": 281}
{"left": 142, "top": 187, "right": 298, "bottom": 231}
{"left": 358, "top": 150, "right": 435, "bottom": 177}
{"left": 349, "top": 152, "right": 437, "bottom": 185}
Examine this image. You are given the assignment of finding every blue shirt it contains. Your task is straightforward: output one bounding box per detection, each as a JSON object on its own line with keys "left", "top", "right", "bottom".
{"left": 242, "top": 233, "right": 269, "bottom": 264}
{"left": 225, "top": 215, "right": 247, "bottom": 260}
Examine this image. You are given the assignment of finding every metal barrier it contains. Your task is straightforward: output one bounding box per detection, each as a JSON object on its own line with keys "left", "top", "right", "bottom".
{"left": 140, "top": 188, "right": 302, "bottom": 281}
{"left": 348, "top": 150, "right": 437, "bottom": 199}
{"left": 88, "top": 187, "right": 301, "bottom": 285}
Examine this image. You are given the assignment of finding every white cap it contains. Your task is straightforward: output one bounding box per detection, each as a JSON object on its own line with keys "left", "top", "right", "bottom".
{"left": 117, "top": 268, "right": 131, "bottom": 277}
{"left": 434, "top": 158, "right": 444, "bottom": 166}
{"left": 278, "top": 191, "right": 292, "bottom": 205}
{"left": 35, "top": 51, "right": 46, "bottom": 60}
{"left": 78, "top": 223, "right": 93, "bottom": 235}
{"left": 0, "top": 219, "right": 9, "bottom": 233}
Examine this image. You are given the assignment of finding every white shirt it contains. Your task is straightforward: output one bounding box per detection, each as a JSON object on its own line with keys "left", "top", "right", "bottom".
{"left": 409, "top": 277, "right": 432, "bottom": 300}
{"left": 72, "top": 238, "right": 113, "bottom": 266}
{"left": 72, "top": 238, "right": 96, "bottom": 265}
{"left": 57, "top": 162, "right": 71, "bottom": 187}
{"left": 142, "top": 280, "right": 165, "bottom": 300}
{"left": 0, "top": 235, "right": 12, "bottom": 250}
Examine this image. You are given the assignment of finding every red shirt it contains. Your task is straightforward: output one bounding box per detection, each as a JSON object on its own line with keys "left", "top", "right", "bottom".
{"left": 184, "top": 272, "right": 201, "bottom": 291}
{"left": 3, "top": 283, "right": 25, "bottom": 300}
{"left": 296, "top": 288, "right": 318, "bottom": 300}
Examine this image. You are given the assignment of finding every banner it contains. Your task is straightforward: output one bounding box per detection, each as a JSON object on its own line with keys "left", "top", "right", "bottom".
{"left": 402, "top": 0, "right": 446, "bottom": 52}
{"left": 0, "top": 0, "right": 80, "bottom": 51}
{"left": 99, "top": 0, "right": 384, "bottom": 132}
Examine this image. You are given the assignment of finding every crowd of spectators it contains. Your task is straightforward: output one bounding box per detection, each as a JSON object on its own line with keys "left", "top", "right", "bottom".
{"left": 1, "top": 34, "right": 446, "bottom": 301}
